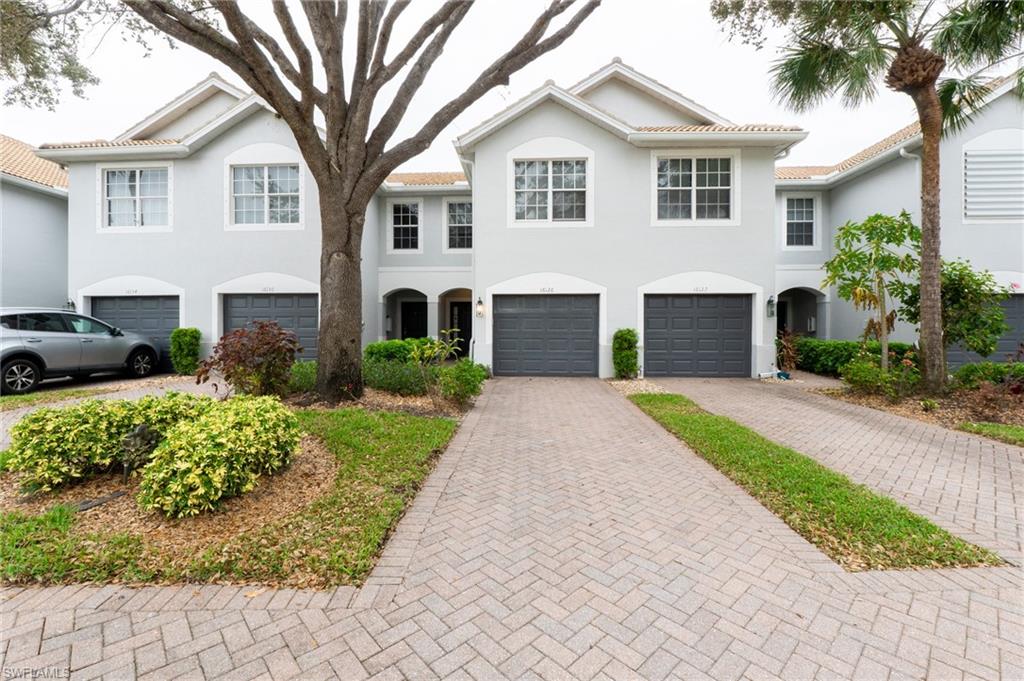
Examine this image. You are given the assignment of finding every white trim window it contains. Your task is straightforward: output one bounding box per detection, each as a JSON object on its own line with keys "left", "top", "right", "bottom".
{"left": 444, "top": 199, "right": 473, "bottom": 252}
{"left": 387, "top": 199, "right": 423, "bottom": 254}
{"left": 513, "top": 159, "right": 587, "bottom": 222}
{"left": 102, "top": 167, "right": 170, "bottom": 228}
{"left": 785, "top": 196, "right": 815, "bottom": 246}
{"left": 651, "top": 150, "right": 740, "bottom": 226}
{"left": 231, "top": 164, "right": 300, "bottom": 225}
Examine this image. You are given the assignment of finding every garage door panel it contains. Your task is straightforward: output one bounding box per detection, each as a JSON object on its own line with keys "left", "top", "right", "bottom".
{"left": 224, "top": 293, "right": 319, "bottom": 359}
{"left": 92, "top": 296, "right": 180, "bottom": 367}
{"left": 947, "top": 295, "right": 1023, "bottom": 367}
{"left": 644, "top": 294, "right": 751, "bottom": 377}
{"left": 493, "top": 294, "right": 598, "bottom": 376}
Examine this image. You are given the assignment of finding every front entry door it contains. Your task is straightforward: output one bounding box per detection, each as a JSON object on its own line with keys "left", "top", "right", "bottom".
{"left": 401, "top": 301, "right": 428, "bottom": 339}
{"left": 449, "top": 301, "right": 472, "bottom": 357}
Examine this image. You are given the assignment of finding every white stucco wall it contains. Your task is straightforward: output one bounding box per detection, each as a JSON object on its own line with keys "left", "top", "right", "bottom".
{"left": 0, "top": 180, "right": 68, "bottom": 308}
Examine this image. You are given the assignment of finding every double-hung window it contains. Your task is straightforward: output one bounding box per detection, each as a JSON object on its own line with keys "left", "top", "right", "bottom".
{"left": 654, "top": 154, "right": 734, "bottom": 223}
{"left": 390, "top": 201, "right": 421, "bottom": 252}
{"left": 446, "top": 201, "right": 473, "bottom": 250}
{"left": 103, "top": 167, "right": 169, "bottom": 228}
{"left": 231, "top": 164, "right": 300, "bottom": 225}
{"left": 513, "top": 159, "right": 587, "bottom": 222}
{"left": 785, "top": 197, "right": 815, "bottom": 247}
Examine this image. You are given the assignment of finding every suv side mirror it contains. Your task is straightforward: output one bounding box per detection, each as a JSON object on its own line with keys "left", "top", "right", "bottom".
{"left": 111, "top": 327, "right": 124, "bottom": 337}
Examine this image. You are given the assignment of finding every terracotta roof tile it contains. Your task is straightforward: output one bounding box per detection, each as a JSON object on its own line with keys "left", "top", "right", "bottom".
{"left": 636, "top": 124, "right": 803, "bottom": 133}
{"left": 775, "top": 121, "right": 921, "bottom": 180}
{"left": 38, "top": 137, "right": 180, "bottom": 149}
{"left": 386, "top": 171, "right": 467, "bottom": 186}
{"left": 0, "top": 134, "right": 67, "bottom": 189}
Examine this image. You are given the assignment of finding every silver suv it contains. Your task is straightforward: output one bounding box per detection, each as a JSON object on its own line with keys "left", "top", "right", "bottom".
{"left": 0, "top": 308, "right": 160, "bottom": 395}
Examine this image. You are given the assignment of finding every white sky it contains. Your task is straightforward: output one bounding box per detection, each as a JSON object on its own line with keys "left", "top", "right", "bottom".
{"left": 1, "top": 0, "right": 1003, "bottom": 171}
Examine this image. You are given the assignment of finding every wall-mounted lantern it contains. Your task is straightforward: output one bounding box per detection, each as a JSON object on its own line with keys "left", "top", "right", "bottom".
{"left": 475, "top": 297, "right": 485, "bottom": 318}
{"left": 766, "top": 295, "right": 776, "bottom": 318}
{"left": 64, "top": 298, "right": 76, "bottom": 312}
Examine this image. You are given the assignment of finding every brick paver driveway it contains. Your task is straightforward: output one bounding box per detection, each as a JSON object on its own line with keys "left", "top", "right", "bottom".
{"left": 2, "top": 378, "right": 1022, "bottom": 680}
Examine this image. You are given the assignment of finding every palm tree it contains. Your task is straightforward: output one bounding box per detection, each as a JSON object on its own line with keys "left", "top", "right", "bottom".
{"left": 712, "top": 0, "right": 1024, "bottom": 392}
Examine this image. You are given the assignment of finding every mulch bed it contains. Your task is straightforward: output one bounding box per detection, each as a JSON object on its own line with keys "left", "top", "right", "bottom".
{"left": 818, "top": 387, "right": 1024, "bottom": 431}
{"left": 0, "top": 436, "right": 340, "bottom": 572}
{"left": 287, "top": 387, "right": 464, "bottom": 418}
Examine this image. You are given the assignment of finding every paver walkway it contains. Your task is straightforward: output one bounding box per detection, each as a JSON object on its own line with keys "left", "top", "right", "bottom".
{"left": 2, "top": 378, "right": 1022, "bottom": 680}
{"left": 655, "top": 377, "right": 1024, "bottom": 565}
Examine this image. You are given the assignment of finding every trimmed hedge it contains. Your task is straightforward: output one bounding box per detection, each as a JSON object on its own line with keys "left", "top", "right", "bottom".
{"left": 6, "top": 393, "right": 215, "bottom": 492}
{"left": 289, "top": 360, "right": 317, "bottom": 393}
{"left": 794, "top": 338, "right": 917, "bottom": 376}
{"left": 169, "top": 328, "right": 201, "bottom": 375}
{"left": 363, "top": 338, "right": 431, "bottom": 364}
{"left": 952, "top": 361, "right": 1024, "bottom": 389}
{"left": 612, "top": 328, "right": 639, "bottom": 379}
{"left": 363, "top": 358, "right": 433, "bottom": 395}
{"left": 137, "top": 396, "right": 299, "bottom": 518}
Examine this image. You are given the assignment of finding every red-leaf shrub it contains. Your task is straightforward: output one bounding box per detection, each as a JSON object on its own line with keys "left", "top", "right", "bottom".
{"left": 197, "top": 320, "right": 302, "bottom": 396}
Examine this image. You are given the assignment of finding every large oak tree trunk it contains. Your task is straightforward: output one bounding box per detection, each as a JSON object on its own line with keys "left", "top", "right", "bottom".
{"left": 909, "top": 84, "right": 946, "bottom": 392}
{"left": 315, "top": 181, "right": 367, "bottom": 400}
{"left": 887, "top": 45, "right": 947, "bottom": 392}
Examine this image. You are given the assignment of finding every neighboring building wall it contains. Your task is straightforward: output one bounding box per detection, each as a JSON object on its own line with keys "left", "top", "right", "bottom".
{"left": 469, "top": 100, "right": 778, "bottom": 377}
{"left": 0, "top": 181, "right": 68, "bottom": 308}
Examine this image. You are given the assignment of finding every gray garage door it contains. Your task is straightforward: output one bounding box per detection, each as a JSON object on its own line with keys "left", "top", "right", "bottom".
{"left": 644, "top": 294, "right": 752, "bottom": 377}
{"left": 493, "top": 295, "right": 598, "bottom": 376}
{"left": 947, "top": 294, "right": 1024, "bottom": 367}
{"left": 224, "top": 294, "right": 318, "bottom": 359}
{"left": 92, "top": 296, "right": 180, "bottom": 366}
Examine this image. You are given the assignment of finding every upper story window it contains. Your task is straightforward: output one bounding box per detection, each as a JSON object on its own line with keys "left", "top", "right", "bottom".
{"left": 656, "top": 156, "right": 731, "bottom": 221}
{"left": 445, "top": 200, "right": 473, "bottom": 251}
{"left": 103, "top": 167, "right": 169, "bottom": 228}
{"left": 514, "top": 159, "right": 587, "bottom": 222}
{"left": 785, "top": 197, "right": 815, "bottom": 246}
{"left": 231, "top": 164, "right": 300, "bottom": 225}
{"left": 388, "top": 199, "right": 422, "bottom": 254}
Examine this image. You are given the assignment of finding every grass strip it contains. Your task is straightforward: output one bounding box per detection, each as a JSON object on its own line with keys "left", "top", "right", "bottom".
{"left": 630, "top": 393, "right": 1003, "bottom": 571}
{"left": 0, "top": 387, "right": 108, "bottom": 412}
{"left": 0, "top": 407, "right": 456, "bottom": 586}
{"left": 959, "top": 421, "right": 1024, "bottom": 447}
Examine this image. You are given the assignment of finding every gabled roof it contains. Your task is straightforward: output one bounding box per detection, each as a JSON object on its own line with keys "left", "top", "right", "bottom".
{"left": 0, "top": 135, "right": 68, "bottom": 193}
{"left": 40, "top": 138, "right": 180, "bottom": 150}
{"left": 569, "top": 59, "right": 731, "bottom": 126}
{"left": 638, "top": 124, "right": 802, "bottom": 133}
{"left": 454, "top": 82, "right": 634, "bottom": 151}
{"left": 386, "top": 172, "right": 467, "bottom": 186}
{"left": 114, "top": 72, "right": 245, "bottom": 142}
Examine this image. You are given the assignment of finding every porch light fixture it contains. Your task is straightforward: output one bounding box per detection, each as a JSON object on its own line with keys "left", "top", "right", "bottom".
{"left": 63, "top": 298, "right": 76, "bottom": 312}
{"left": 475, "top": 297, "right": 485, "bottom": 318}
{"left": 766, "top": 295, "right": 776, "bottom": 318}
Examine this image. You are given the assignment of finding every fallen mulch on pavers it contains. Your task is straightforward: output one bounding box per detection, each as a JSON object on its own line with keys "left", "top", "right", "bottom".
{"left": 0, "top": 436, "right": 339, "bottom": 569}
{"left": 818, "top": 388, "right": 1024, "bottom": 431}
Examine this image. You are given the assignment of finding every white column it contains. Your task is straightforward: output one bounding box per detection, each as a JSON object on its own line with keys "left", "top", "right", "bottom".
{"left": 427, "top": 301, "right": 439, "bottom": 338}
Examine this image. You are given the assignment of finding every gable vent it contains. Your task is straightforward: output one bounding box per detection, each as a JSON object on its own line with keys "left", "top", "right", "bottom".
{"left": 964, "top": 148, "right": 1024, "bottom": 220}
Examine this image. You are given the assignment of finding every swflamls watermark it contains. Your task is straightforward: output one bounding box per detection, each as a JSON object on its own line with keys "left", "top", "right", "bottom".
{"left": 2, "top": 667, "right": 70, "bottom": 679}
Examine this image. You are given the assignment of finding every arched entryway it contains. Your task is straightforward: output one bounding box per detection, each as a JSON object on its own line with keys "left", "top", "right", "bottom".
{"left": 382, "top": 288, "right": 428, "bottom": 340}
{"left": 439, "top": 287, "right": 474, "bottom": 356}
{"left": 777, "top": 287, "right": 827, "bottom": 338}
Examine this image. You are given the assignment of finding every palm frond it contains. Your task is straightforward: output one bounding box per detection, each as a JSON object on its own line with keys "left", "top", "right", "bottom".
{"left": 770, "top": 40, "right": 885, "bottom": 112}
{"left": 937, "top": 74, "right": 992, "bottom": 135}
{"left": 933, "top": 0, "right": 1024, "bottom": 69}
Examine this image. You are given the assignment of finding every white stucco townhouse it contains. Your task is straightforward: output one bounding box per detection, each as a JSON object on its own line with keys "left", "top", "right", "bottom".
{"left": 34, "top": 60, "right": 1023, "bottom": 377}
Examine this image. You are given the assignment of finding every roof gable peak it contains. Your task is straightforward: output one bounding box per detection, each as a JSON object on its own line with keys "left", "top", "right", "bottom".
{"left": 569, "top": 59, "right": 731, "bottom": 126}
{"left": 113, "top": 72, "right": 246, "bottom": 143}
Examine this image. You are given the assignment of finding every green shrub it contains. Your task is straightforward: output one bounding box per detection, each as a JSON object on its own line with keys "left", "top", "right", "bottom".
{"left": 137, "top": 396, "right": 299, "bottom": 518}
{"left": 437, "top": 359, "right": 488, "bottom": 405}
{"left": 953, "top": 361, "right": 1024, "bottom": 389}
{"left": 364, "top": 338, "right": 432, "bottom": 364}
{"left": 794, "top": 338, "right": 917, "bottom": 376}
{"left": 289, "top": 360, "right": 317, "bottom": 393}
{"left": 612, "top": 328, "right": 639, "bottom": 379}
{"left": 363, "top": 358, "right": 432, "bottom": 395}
{"left": 6, "top": 393, "right": 214, "bottom": 491}
{"left": 169, "top": 328, "right": 201, "bottom": 375}
{"left": 840, "top": 351, "right": 919, "bottom": 399}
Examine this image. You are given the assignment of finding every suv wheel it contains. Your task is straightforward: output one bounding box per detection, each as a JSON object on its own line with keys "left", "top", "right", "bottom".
{"left": 127, "top": 348, "right": 156, "bottom": 378}
{"left": 2, "top": 359, "right": 41, "bottom": 395}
